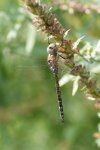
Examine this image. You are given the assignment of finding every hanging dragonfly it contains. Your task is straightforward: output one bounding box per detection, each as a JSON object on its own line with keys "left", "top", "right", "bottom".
{"left": 47, "top": 43, "right": 64, "bottom": 123}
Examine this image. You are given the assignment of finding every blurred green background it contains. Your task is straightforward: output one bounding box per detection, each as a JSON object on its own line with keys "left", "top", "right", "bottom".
{"left": 0, "top": 0, "right": 100, "bottom": 150}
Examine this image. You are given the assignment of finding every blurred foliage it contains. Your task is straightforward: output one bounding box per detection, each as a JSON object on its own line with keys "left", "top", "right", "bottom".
{"left": 0, "top": 0, "right": 100, "bottom": 150}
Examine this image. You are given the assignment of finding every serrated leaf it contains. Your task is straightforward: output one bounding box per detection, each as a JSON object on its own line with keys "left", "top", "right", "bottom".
{"left": 73, "top": 36, "right": 85, "bottom": 49}
{"left": 59, "top": 74, "right": 74, "bottom": 87}
{"left": 72, "top": 76, "right": 80, "bottom": 96}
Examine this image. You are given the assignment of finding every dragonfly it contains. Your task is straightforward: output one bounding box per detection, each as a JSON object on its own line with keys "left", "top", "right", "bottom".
{"left": 47, "top": 43, "right": 64, "bottom": 122}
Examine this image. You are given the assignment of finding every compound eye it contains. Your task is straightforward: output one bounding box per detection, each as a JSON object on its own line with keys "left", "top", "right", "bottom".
{"left": 49, "top": 46, "right": 53, "bottom": 49}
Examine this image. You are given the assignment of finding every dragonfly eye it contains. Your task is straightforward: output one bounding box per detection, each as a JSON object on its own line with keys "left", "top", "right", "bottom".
{"left": 49, "top": 46, "right": 53, "bottom": 49}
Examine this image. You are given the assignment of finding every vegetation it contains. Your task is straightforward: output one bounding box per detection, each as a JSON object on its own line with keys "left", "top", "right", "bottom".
{"left": 0, "top": 0, "right": 100, "bottom": 149}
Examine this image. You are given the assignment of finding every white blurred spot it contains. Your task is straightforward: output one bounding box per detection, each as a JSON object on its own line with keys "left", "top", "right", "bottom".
{"left": 59, "top": 74, "right": 74, "bottom": 87}
{"left": 87, "top": 97, "right": 96, "bottom": 101}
